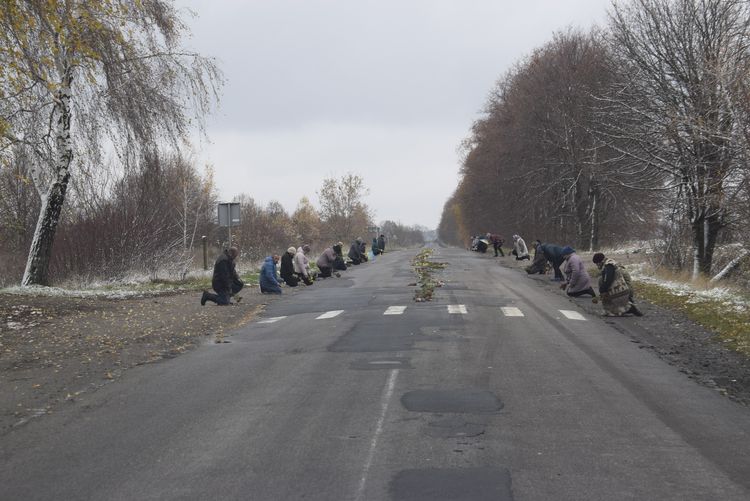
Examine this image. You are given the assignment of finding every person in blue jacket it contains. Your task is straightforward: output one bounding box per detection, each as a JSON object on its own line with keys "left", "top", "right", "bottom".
{"left": 259, "top": 254, "right": 282, "bottom": 294}
{"left": 539, "top": 242, "right": 566, "bottom": 281}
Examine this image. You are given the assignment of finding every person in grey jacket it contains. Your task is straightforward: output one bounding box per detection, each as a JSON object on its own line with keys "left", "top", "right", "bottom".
{"left": 316, "top": 246, "right": 338, "bottom": 278}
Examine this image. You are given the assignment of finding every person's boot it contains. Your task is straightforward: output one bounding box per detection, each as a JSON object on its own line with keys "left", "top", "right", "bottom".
{"left": 629, "top": 304, "right": 644, "bottom": 316}
{"left": 200, "top": 291, "right": 208, "bottom": 306}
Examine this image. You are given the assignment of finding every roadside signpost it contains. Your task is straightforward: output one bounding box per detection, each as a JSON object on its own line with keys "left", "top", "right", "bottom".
{"left": 218, "top": 202, "right": 241, "bottom": 247}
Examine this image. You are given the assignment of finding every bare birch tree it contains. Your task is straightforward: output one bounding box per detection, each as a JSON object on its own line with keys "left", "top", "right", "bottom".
{"left": 0, "top": 0, "right": 222, "bottom": 285}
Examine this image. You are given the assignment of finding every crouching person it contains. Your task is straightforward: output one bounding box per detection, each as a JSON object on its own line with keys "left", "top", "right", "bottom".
{"left": 333, "top": 242, "right": 347, "bottom": 271}
{"left": 280, "top": 247, "right": 299, "bottom": 287}
{"left": 317, "top": 246, "right": 338, "bottom": 278}
{"left": 561, "top": 247, "right": 596, "bottom": 298}
{"left": 294, "top": 245, "right": 315, "bottom": 285}
{"left": 593, "top": 253, "right": 643, "bottom": 316}
{"left": 201, "top": 247, "right": 243, "bottom": 305}
{"left": 260, "top": 255, "right": 282, "bottom": 294}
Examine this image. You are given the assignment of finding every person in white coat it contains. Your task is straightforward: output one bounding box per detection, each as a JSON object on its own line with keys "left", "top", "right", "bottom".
{"left": 293, "top": 245, "right": 314, "bottom": 285}
{"left": 512, "top": 234, "right": 530, "bottom": 260}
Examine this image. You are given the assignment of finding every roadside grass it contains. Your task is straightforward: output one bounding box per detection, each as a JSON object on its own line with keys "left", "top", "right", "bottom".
{"left": 636, "top": 281, "right": 750, "bottom": 357}
{"left": 140, "top": 272, "right": 260, "bottom": 292}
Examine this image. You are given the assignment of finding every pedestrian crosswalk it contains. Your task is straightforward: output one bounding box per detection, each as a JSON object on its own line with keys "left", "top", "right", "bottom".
{"left": 257, "top": 305, "right": 588, "bottom": 323}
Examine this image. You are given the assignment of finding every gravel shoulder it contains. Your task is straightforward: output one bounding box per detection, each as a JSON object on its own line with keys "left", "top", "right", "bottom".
{"left": 0, "top": 286, "right": 285, "bottom": 434}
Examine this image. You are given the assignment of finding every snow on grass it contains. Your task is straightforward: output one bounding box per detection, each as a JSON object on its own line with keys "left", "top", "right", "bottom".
{"left": 0, "top": 284, "right": 173, "bottom": 299}
{"left": 629, "top": 264, "right": 749, "bottom": 313}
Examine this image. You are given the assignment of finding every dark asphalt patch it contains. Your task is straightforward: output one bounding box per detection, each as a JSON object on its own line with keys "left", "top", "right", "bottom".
{"left": 424, "top": 416, "right": 485, "bottom": 438}
{"left": 390, "top": 468, "right": 513, "bottom": 501}
{"left": 401, "top": 389, "right": 504, "bottom": 414}
{"left": 328, "top": 323, "right": 425, "bottom": 352}
{"left": 349, "top": 357, "right": 413, "bottom": 370}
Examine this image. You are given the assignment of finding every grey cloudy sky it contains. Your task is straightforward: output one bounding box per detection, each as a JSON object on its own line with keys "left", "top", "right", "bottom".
{"left": 179, "top": 0, "right": 612, "bottom": 228}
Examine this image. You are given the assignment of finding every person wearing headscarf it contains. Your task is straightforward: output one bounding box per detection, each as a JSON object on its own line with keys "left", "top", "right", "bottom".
{"left": 512, "top": 234, "right": 530, "bottom": 261}
{"left": 316, "top": 246, "right": 338, "bottom": 278}
{"left": 294, "top": 245, "right": 314, "bottom": 285}
{"left": 560, "top": 247, "right": 596, "bottom": 297}
{"left": 593, "top": 253, "right": 643, "bottom": 316}
{"left": 280, "top": 246, "right": 299, "bottom": 287}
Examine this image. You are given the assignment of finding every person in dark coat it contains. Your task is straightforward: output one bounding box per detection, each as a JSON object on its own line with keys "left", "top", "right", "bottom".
{"left": 333, "top": 242, "right": 347, "bottom": 271}
{"left": 348, "top": 238, "right": 364, "bottom": 265}
{"left": 488, "top": 233, "right": 505, "bottom": 257}
{"left": 539, "top": 242, "right": 566, "bottom": 281}
{"left": 201, "top": 247, "right": 243, "bottom": 305}
{"left": 259, "top": 255, "right": 282, "bottom": 294}
{"left": 377, "top": 234, "right": 386, "bottom": 253}
{"left": 359, "top": 240, "right": 369, "bottom": 262}
{"left": 280, "top": 246, "right": 299, "bottom": 286}
{"left": 371, "top": 237, "right": 381, "bottom": 256}
{"left": 525, "top": 240, "right": 547, "bottom": 274}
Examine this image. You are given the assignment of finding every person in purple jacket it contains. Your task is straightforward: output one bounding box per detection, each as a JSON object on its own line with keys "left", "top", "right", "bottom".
{"left": 560, "top": 247, "right": 596, "bottom": 297}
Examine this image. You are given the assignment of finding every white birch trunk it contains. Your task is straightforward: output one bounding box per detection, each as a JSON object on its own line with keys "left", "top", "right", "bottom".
{"left": 22, "top": 66, "right": 73, "bottom": 286}
{"left": 710, "top": 249, "right": 749, "bottom": 283}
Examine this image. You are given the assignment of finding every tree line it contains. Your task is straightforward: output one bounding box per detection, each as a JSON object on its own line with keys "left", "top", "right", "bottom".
{"left": 0, "top": 1, "right": 423, "bottom": 287}
{"left": 439, "top": 0, "right": 750, "bottom": 279}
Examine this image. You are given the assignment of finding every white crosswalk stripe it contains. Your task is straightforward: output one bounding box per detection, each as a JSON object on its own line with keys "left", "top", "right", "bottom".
{"left": 316, "top": 310, "right": 344, "bottom": 320}
{"left": 258, "top": 316, "right": 286, "bottom": 324}
{"left": 559, "top": 310, "right": 586, "bottom": 321}
{"left": 448, "top": 304, "right": 467, "bottom": 314}
{"left": 384, "top": 306, "right": 407, "bottom": 315}
{"left": 501, "top": 307, "right": 524, "bottom": 317}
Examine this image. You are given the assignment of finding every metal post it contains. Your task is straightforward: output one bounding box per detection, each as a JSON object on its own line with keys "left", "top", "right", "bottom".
{"left": 228, "top": 220, "right": 232, "bottom": 248}
{"left": 202, "top": 235, "right": 208, "bottom": 270}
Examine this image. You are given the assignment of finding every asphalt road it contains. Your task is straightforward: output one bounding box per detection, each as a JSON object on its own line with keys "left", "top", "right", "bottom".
{"left": 2, "top": 246, "right": 750, "bottom": 500}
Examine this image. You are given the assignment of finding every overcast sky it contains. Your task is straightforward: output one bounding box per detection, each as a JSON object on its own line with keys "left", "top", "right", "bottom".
{"left": 178, "top": 0, "right": 612, "bottom": 229}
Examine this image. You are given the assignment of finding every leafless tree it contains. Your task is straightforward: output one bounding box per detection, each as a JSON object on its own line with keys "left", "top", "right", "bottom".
{"left": 601, "top": 0, "right": 750, "bottom": 277}
{"left": 0, "top": 0, "right": 222, "bottom": 285}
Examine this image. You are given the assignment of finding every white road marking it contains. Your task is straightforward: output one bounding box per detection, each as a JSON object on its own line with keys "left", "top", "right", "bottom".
{"left": 383, "top": 306, "right": 407, "bottom": 315}
{"left": 316, "top": 310, "right": 344, "bottom": 319}
{"left": 560, "top": 310, "right": 586, "bottom": 321}
{"left": 258, "top": 316, "right": 286, "bottom": 324}
{"left": 501, "top": 307, "right": 524, "bottom": 317}
{"left": 448, "top": 304, "right": 467, "bottom": 314}
{"left": 355, "top": 369, "right": 399, "bottom": 501}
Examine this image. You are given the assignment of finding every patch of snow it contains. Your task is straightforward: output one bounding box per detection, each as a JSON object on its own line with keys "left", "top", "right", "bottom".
{"left": 1, "top": 285, "right": 163, "bottom": 300}
{"left": 630, "top": 268, "right": 749, "bottom": 312}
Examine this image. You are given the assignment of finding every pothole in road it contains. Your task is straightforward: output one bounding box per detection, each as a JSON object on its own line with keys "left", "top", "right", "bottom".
{"left": 390, "top": 468, "right": 513, "bottom": 501}
{"left": 401, "top": 389, "right": 504, "bottom": 414}
{"left": 424, "top": 415, "right": 485, "bottom": 438}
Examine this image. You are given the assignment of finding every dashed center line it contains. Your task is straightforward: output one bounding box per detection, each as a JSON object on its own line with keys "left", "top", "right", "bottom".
{"left": 316, "top": 310, "right": 344, "bottom": 320}
{"left": 501, "top": 307, "right": 524, "bottom": 317}
{"left": 448, "top": 304, "right": 467, "bottom": 314}
{"left": 383, "top": 306, "right": 407, "bottom": 315}
{"left": 559, "top": 310, "right": 586, "bottom": 321}
{"left": 258, "top": 316, "right": 286, "bottom": 324}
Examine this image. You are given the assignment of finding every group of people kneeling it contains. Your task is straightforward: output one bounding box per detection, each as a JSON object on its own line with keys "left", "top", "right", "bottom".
{"left": 257, "top": 235, "right": 387, "bottom": 295}
{"left": 523, "top": 240, "right": 643, "bottom": 317}
{"left": 201, "top": 235, "right": 387, "bottom": 304}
